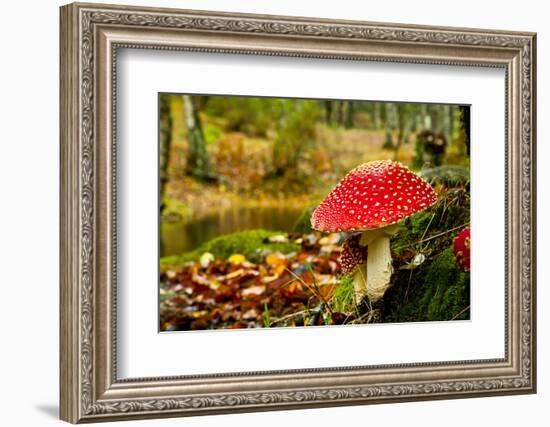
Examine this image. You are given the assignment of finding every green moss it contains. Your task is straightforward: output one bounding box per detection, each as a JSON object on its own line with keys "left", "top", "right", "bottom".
{"left": 391, "top": 186, "right": 470, "bottom": 256}
{"left": 409, "top": 210, "right": 435, "bottom": 237}
{"left": 421, "top": 249, "right": 470, "bottom": 320}
{"left": 293, "top": 205, "right": 317, "bottom": 234}
{"left": 383, "top": 248, "right": 470, "bottom": 322}
{"left": 159, "top": 255, "right": 183, "bottom": 273}
{"left": 419, "top": 165, "right": 470, "bottom": 187}
{"left": 160, "top": 229, "right": 300, "bottom": 269}
{"left": 382, "top": 185, "right": 471, "bottom": 323}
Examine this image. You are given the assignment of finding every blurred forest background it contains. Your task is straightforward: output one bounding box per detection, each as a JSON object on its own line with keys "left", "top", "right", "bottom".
{"left": 159, "top": 95, "right": 471, "bottom": 331}
{"left": 160, "top": 95, "right": 469, "bottom": 257}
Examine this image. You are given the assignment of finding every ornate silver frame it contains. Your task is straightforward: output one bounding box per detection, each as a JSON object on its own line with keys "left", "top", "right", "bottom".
{"left": 60, "top": 2, "right": 537, "bottom": 423}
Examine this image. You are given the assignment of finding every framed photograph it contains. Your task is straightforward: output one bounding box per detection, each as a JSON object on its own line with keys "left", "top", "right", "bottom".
{"left": 60, "top": 2, "right": 537, "bottom": 423}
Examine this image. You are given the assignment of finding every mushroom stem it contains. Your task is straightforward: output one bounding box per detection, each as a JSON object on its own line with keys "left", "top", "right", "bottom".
{"left": 364, "top": 235, "right": 392, "bottom": 304}
{"left": 357, "top": 224, "right": 399, "bottom": 304}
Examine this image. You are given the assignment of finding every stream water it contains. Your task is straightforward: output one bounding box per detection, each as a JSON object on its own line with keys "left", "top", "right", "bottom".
{"left": 160, "top": 205, "right": 306, "bottom": 257}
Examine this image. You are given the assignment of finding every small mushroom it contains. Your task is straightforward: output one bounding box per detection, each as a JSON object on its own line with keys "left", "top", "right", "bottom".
{"left": 311, "top": 160, "right": 437, "bottom": 305}
{"left": 339, "top": 233, "right": 366, "bottom": 277}
{"left": 453, "top": 227, "right": 470, "bottom": 272}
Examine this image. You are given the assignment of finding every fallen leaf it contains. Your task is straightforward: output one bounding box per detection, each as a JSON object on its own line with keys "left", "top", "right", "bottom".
{"left": 265, "top": 252, "right": 288, "bottom": 266}
{"left": 192, "top": 274, "right": 211, "bottom": 287}
{"left": 242, "top": 261, "right": 256, "bottom": 268}
{"left": 320, "top": 244, "right": 341, "bottom": 254}
{"left": 199, "top": 252, "right": 215, "bottom": 268}
{"left": 268, "top": 234, "right": 288, "bottom": 243}
{"left": 242, "top": 308, "right": 259, "bottom": 320}
{"left": 261, "top": 274, "right": 280, "bottom": 284}
{"left": 319, "top": 284, "right": 337, "bottom": 300}
{"left": 223, "top": 268, "right": 246, "bottom": 280}
{"left": 241, "top": 285, "right": 266, "bottom": 297}
{"left": 228, "top": 254, "right": 246, "bottom": 265}
{"left": 271, "top": 263, "right": 287, "bottom": 277}
{"left": 191, "top": 310, "right": 210, "bottom": 319}
{"left": 413, "top": 253, "right": 427, "bottom": 266}
{"left": 318, "top": 233, "right": 341, "bottom": 245}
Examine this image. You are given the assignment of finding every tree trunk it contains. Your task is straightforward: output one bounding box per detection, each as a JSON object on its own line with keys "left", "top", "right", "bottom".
{"left": 337, "top": 101, "right": 345, "bottom": 126}
{"left": 428, "top": 104, "right": 442, "bottom": 133}
{"left": 373, "top": 103, "right": 381, "bottom": 129}
{"left": 324, "top": 100, "right": 333, "bottom": 124}
{"left": 183, "top": 95, "right": 211, "bottom": 179}
{"left": 383, "top": 103, "right": 397, "bottom": 150}
{"left": 459, "top": 105, "right": 471, "bottom": 156}
{"left": 159, "top": 95, "right": 172, "bottom": 212}
{"left": 419, "top": 103, "right": 430, "bottom": 129}
{"left": 442, "top": 104, "right": 452, "bottom": 145}
{"left": 345, "top": 101, "right": 354, "bottom": 128}
{"left": 394, "top": 103, "right": 406, "bottom": 160}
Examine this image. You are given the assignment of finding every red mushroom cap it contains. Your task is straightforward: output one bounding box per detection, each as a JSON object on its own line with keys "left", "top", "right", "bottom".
{"left": 453, "top": 227, "right": 470, "bottom": 272}
{"left": 338, "top": 233, "right": 367, "bottom": 276}
{"left": 311, "top": 160, "right": 437, "bottom": 232}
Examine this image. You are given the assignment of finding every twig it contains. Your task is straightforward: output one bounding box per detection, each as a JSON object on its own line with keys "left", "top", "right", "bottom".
{"left": 451, "top": 305, "right": 470, "bottom": 320}
{"left": 269, "top": 309, "right": 311, "bottom": 326}
{"left": 403, "top": 269, "right": 414, "bottom": 302}
{"left": 307, "top": 264, "right": 335, "bottom": 316}
{"left": 307, "top": 303, "right": 325, "bottom": 326}
{"left": 393, "top": 222, "right": 469, "bottom": 251}
{"left": 285, "top": 266, "right": 334, "bottom": 315}
{"left": 419, "top": 213, "right": 436, "bottom": 251}
{"left": 349, "top": 308, "right": 379, "bottom": 324}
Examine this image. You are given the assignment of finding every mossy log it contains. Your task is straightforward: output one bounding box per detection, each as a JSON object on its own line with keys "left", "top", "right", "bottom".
{"left": 382, "top": 248, "right": 470, "bottom": 322}
{"left": 381, "top": 184, "right": 471, "bottom": 322}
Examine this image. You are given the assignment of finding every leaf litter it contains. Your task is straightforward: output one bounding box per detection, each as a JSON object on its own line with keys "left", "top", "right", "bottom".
{"left": 160, "top": 233, "right": 348, "bottom": 331}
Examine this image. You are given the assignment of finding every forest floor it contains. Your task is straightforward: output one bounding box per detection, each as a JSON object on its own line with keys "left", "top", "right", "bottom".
{"left": 160, "top": 230, "right": 345, "bottom": 331}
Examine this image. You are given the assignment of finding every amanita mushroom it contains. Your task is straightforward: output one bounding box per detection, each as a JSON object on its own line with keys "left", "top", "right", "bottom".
{"left": 339, "top": 233, "right": 366, "bottom": 277}
{"left": 311, "top": 160, "right": 437, "bottom": 305}
{"left": 453, "top": 226, "right": 470, "bottom": 272}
